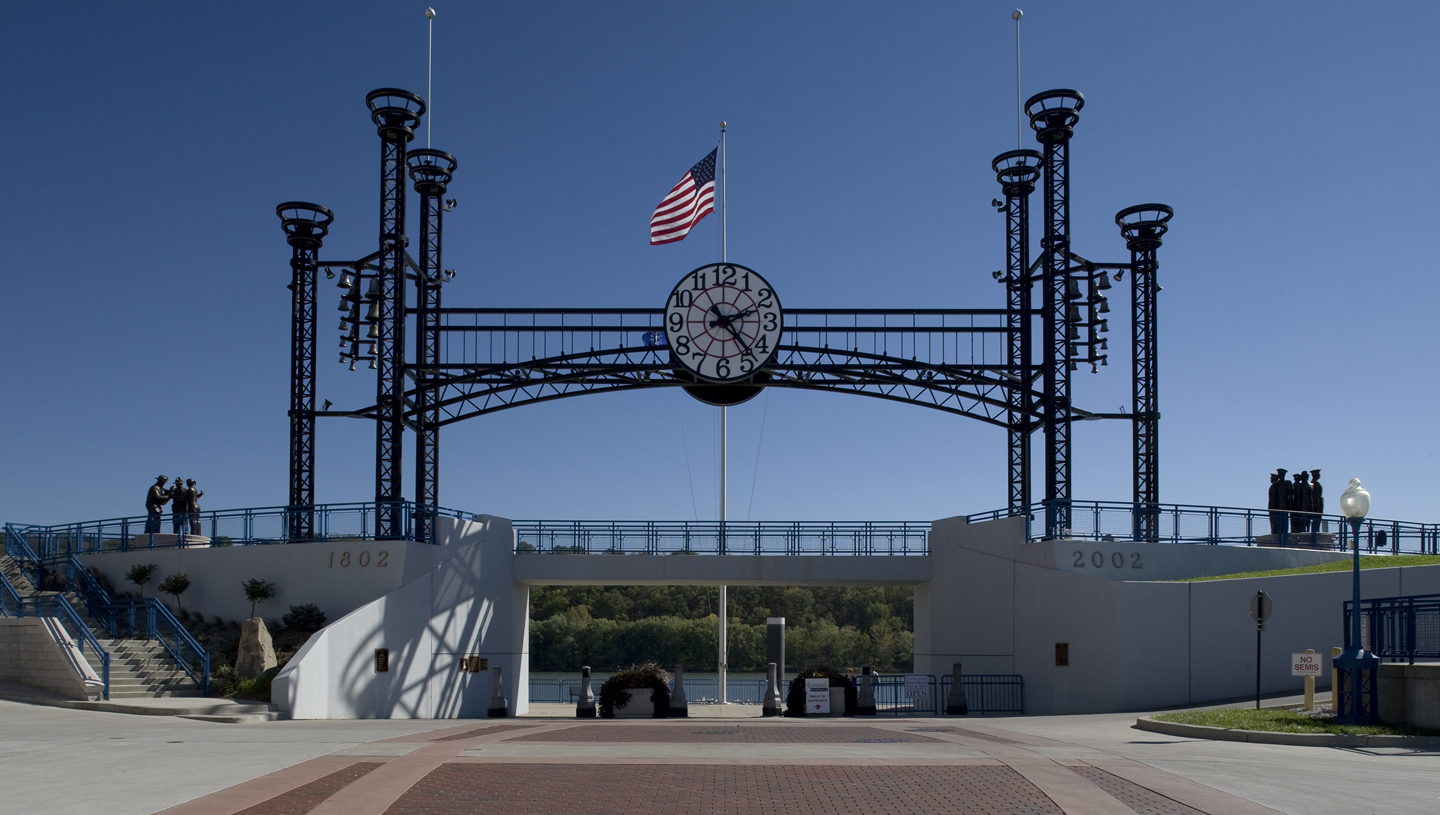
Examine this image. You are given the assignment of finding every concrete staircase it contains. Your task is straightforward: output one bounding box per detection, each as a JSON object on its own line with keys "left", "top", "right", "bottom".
{"left": 1, "top": 553, "right": 204, "bottom": 698}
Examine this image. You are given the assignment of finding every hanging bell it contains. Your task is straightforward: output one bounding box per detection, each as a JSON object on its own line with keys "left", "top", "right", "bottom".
{"left": 366, "top": 302, "right": 381, "bottom": 321}
{"left": 1068, "top": 325, "right": 1080, "bottom": 340}
{"left": 339, "top": 352, "right": 347, "bottom": 363}
{"left": 1097, "top": 298, "right": 1110, "bottom": 314}
{"left": 339, "top": 271, "right": 354, "bottom": 289}
{"left": 365, "top": 280, "right": 382, "bottom": 300}
{"left": 338, "top": 298, "right": 350, "bottom": 311}
{"left": 1066, "top": 279, "right": 1082, "bottom": 300}
{"left": 367, "top": 323, "right": 380, "bottom": 339}
{"left": 1097, "top": 273, "right": 1112, "bottom": 291}
{"left": 1097, "top": 319, "right": 1108, "bottom": 333}
{"left": 368, "top": 342, "right": 378, "bottom": 356}
{"left": 349, "top": 360, "right": 357, "bottom": 372}
{"left": 1068, "top": 305, "right": 1082, "bottom": 322}
{"left": 1068, "top": 361, "right": 1078, "bottom": 372}
{"left": 368, "top": 358, "right": 377, "bottom": 370}
{"left": 339, "top": 318, "right": 349, "bottom": 330}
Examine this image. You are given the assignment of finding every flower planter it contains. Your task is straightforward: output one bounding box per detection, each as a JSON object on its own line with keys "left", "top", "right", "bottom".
{"left": 613, "top": 690, "right": 656, "bottom": 718}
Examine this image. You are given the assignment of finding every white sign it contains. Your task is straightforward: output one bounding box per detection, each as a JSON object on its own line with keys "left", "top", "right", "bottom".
{"left": 805, "top": 678, "right": 831, "bottom": 714}
{"left": 903, "top": 674, "right": 929, "bottom": 700}
{"left": 1291, "top": 652, "right": 1323, "bottom": 677}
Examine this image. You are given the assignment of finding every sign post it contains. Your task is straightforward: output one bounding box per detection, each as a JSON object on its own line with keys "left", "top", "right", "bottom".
{"left": 1249, "top": 591, "right": 1273, "bottom": 709}
{"left": 805, "top": 678, "right": 830, "bottom": 716}
{"left": 1291, "top": 649, "right": 1322, "bottom": 710}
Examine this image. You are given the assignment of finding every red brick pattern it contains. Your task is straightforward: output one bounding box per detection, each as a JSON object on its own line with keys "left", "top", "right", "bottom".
{"left": 1071, "top": 766, "right": 1206, "bottom": 815}
{"left": 504, "top": 725, "right": 943, "bottom": 744}
{"left": 383, "top": 764, "right": 1064, "bottom": 814}
{"left": 946, "top": 728, "right": 1030, "bottom": 746}
{"left": 431, "top": 723, "right": 538, "bottom": 742}
{"left": 235, "top": 763, "right": 383, "bottom": 815}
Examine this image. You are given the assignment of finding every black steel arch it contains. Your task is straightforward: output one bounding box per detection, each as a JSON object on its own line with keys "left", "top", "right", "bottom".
{"left": 281, "top": 86, "right": 1171, "bottom": 541}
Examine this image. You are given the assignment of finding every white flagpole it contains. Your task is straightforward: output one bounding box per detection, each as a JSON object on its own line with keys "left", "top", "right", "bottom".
{"left": 718, "top": 121, "right": 729, "bottom": 705}
{"left": 1013, "top": 9, "right": 1023, "bottom": 149}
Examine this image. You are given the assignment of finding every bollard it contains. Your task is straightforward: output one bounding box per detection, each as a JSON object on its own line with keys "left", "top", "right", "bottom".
{"left": 762, "top": 662, "right": 782, "bottom": 717}
{"left": 576, "top": 665, "right": 596, "bottom": 718}
{"left": 1330, "top": 646, "right": 1342, "bottom": 707}
{"left": 1303, "top": 649, "right": 1316, "bottom": 711}
{"left": 857, "top": 665, "right": 876, "bottom": 715}
{"left": 487, "top": 666, "right": 508, "bottom": 718}
{"left": 946, "top": 662, "right": 969, "bottom": 715}
{"left": 669, "top": 664, "right": 689, "bottom": 718}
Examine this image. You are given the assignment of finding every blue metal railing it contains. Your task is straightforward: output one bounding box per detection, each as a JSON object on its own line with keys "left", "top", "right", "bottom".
{"left": 0, "top": 587, "right": 111, "bottom": 701}
{"left": 966, "top": 500, "right": 1440, "bottom": 554}
{"left": 1345, "top": 593, "right": 1440, "bottom": 664}
{"left": 65, "top": 555, "right": 117, "bottom": 636}
{"left": 4, "top": 523, "right": 44, "bottom": 587}
{"left": 513, "top": 520, "right": 929, "bottom": 556}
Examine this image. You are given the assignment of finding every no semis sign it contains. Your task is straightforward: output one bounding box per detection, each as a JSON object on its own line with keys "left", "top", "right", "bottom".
{"left": 1291, "top": 652, "right": 1323, "bottom": 677}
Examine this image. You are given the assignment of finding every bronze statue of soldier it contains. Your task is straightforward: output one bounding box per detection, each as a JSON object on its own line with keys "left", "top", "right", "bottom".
{"left": 145, "top": 476, "right": 171, "bottom": 534}
{"left": 1291, "top": 471, "right": 1312, "bottom": 534}
{"left": 185, "top": 479, "right": 205, "bottom": 535}
{"left": 170, "top": 477, "right": 188, "bottom": 535}
{"left": 1309, "top": 469, "right": 1323, "bottom": 525}
{"left": 1268, "top": 468, "right": 1290, "bottom": 545}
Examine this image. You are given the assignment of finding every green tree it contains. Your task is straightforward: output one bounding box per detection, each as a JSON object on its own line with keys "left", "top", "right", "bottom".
{"left": 157, "top": 572, "right": 191, "bottom": 615}
{"left": 242, "top": 578, "right": 276, "bottom": 618}
{"left": 126, "top": 564, "right": 158, "bottom": 599}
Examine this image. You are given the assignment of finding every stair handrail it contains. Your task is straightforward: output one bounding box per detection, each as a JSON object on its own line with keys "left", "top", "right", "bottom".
{"left": 145, "top": 599, "right": 210, "bottom": 695}
{"left": 64, "top": 555, "right": 118, "bottom": 637}
{"left": 0, "top": 566, "right": 21, "bottom": 617}
{"left": 4, "top": 524, "right": 43, "bottom": 588}
{"left": 19, "top": 594, "right": 110, "bottom": 701}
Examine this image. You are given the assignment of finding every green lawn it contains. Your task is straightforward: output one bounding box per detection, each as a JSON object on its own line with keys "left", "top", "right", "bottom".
{"left": 1152, "top": 707, "right": 1440, "bottom": 737}
{"left": 1169, "top": 554, "right": 1440, "bottom": 583}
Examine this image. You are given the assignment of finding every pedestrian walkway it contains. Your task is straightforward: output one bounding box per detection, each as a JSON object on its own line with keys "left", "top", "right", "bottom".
{"left": 1, "top": 697, "right": 1436, "bottom": 815}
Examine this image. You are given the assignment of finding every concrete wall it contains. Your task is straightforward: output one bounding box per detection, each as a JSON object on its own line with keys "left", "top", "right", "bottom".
{"left": 0, "top": 617, "right": 104, "bottom": 699}
{"left": 914, "top": 515, "right": 1440, "bottom": 714}
{"left": 273, "top": 515, "right": 529, "bottom": 719}
{"left": 1379, "top": 663, "right": 1440, "bottom": 729}
{"left": 514, "top": 553, "right": 929, "bottom": 586}
{"left": 80, "top": 538, "right": 435, "bottom": 624}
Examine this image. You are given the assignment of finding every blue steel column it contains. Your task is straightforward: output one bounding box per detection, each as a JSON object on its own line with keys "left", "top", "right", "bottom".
{"left": 1026, "top": 90, "right": 1084, "bottom": 538}
{"left": 1116, "top": 204, "right": 1172, "bottom": 542}
{"left": 277, "top": 203, "right": 334, "bottom": 540}
{"left": 993, "top": 150, "right": 1042, "bottom": 517}
{"left": 407, "top": 149, "right": 456, "bottom": 544}
{"left": 366, "top": 90, "right": 425, "bottom": 539}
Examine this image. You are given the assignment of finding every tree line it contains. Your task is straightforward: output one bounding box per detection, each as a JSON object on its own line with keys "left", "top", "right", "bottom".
{"left": 528, "top": 585, "right": 914, "bottom": 673}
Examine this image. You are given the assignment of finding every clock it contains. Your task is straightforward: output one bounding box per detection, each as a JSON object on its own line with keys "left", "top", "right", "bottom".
{"left": 664, "top": 263, "right": 782, "bottom": 383}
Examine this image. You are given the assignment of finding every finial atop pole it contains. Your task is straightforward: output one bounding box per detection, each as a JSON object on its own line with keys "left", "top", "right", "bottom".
{"left": 1013, "top": 10, "right": 1024, "bottom": 149}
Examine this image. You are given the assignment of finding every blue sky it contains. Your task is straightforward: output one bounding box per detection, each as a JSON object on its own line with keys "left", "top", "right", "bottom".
{"left": 3, "top": 1, "right": 1438, "bottom": 525}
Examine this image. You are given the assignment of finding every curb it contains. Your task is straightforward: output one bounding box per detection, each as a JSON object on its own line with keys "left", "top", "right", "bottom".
{"left": 1134, "top": 717, "right": 1440, "bottom": 748}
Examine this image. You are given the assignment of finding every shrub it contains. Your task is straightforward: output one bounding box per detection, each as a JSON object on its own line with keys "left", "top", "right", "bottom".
{"left": 282, "top": 603, "right": 327, "bottom": 631}
{"left": 598, "top": 662, "right": 670, "bottom": 718}
{"left": 157, "top": 572, "right": 191, "bottom": 614}
{"left": 242, "top": 578, "right": 276, "bottom": 618}
{"left": 515, "top": 540, "right": 536, "bottom": 552}
{"left": 127, "top": 564, "right": 158, "bottom": 598}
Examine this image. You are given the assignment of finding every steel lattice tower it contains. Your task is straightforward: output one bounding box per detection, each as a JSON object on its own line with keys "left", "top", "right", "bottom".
{"left": 993, "top": 149, "right": 1042, "bottom": 516}
{"left": 1117, "top": 204, "right": 1173, "bottom": 542}
{"left": 1026, "top": 90, "right": 1084, "bottom": 537}
{"left": 366, "top": 90, "right": 425, "bottom": 538}
{"left": 407, "top": 149, "right": 457, "bottom": 545}
{"left": 278, "top": 202, "right": 334, "bottom": 540}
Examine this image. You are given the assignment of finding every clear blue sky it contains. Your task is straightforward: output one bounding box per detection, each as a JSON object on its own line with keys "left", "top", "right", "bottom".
{"left": 3, "top": 1, "right": 1437, "bottom": 525}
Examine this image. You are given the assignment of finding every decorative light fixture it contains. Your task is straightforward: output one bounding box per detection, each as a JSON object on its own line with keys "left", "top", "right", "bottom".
{"left": 1335, "top": 478, "right": 1379, "bottom": 725}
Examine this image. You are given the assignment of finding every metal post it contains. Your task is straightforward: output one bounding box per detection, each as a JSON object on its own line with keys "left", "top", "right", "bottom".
{"left": 407, "top": 148, "right": 456, "bottom": 545}
{"left": 993, "top": 150, "right": 1042, "bottom": 517}
{"left": 366, "top": 89, "right": 425, "bottom": 539}
{"left": 1025, "top": 90, "right": 1084, "bottom": 538}
{"left": 1117, "top": 205, "right": 1172, "bottom": 542}
{"left": 277, "top": 203, "right": 334, "bottom": 541}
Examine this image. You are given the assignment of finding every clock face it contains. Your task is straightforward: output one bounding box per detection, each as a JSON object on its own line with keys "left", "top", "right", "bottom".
{"left": 664, "top": 263, "right": 782, "bottom": 383}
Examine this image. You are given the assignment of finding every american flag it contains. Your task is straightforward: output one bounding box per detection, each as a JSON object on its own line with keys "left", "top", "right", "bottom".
{"left": 649, "top": 148, "right": 717, "bottom": 245}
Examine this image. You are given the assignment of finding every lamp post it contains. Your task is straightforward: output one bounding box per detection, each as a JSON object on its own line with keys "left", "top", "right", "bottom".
{"left": 1335, "top": 477, "right": 1379, "bottom": 724}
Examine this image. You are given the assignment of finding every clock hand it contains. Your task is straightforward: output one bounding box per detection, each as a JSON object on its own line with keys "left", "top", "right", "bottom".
{"left": 720, "top": 321, "right": 755, "bottom": 356}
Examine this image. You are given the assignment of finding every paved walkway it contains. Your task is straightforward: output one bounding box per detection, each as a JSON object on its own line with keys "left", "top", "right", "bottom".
{"left": 0, "top": 698, "right": 1435, "bottom": 815}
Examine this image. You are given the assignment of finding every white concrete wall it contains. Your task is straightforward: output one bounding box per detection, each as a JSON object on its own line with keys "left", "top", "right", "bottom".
{"left": 0, "top": 617, "right": 103, "bottom": 699}
{"left": 915, "top": 515, "right": 1440, "bottom": 715}
{"left": 80, "top": 539, "right": 433, "bottom": 624}
{"left": 273, "top": 515, "right": 529, "bottom": 719}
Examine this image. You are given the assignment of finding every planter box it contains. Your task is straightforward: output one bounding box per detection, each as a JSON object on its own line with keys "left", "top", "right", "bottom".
{"left": 829, "top": 688, "right": 846, "bottom": 716}
{"left": 614, "top": 690, "right": 656, "bottom": 718}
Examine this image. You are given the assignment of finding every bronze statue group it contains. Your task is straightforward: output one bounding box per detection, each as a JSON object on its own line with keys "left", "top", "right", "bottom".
{"left": 1267, "top": 468, "right": 1322, "bottom": 547}
{"left": 144, "top": 475, "right": 205, "bottom": 536}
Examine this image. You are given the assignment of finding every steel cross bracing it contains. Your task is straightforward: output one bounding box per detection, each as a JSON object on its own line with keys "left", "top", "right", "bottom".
{"left": 407, "top": 149, "right": 455, "bottom": 545}
{"left": 994, "top": 150, "right": 1042, "bottom": 516}
{"left": 279, "top": 206, "right": 331, "bottom": 539}
{"left": 323, "top": 308, "right": 1054, "bottom": 429}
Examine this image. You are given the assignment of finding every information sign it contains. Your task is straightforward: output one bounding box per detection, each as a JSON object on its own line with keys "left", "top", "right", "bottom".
{"left": 1291, "top": 652, "right": 1323, "bottom": 677}
{"left": 903, "top": 675, "right": 929, "bottom": 700}
{"left": 805, "top": 678, "right": 831, "bottom": 714}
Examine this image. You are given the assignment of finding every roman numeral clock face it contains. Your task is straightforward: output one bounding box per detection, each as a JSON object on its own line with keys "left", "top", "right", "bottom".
{"left": 664, "top": 263, "right": 782, "bottom": 383}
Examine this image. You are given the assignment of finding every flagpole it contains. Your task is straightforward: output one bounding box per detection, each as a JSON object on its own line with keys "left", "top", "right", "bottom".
{"left": 425, "top": 7, "right": 436, "bottom": 148}
{"left": 718, "top": 121, "right": 729, "bottom": 705}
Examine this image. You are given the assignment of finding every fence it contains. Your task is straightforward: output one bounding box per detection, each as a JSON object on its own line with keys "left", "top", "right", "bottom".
{"left": 966, "top": 500, "right": 1440, "bottom": 553}
{"left": 527, "top": 673, "right": 1022, "bottom": 715}
{"left": 0, "top": 572, "right": 111, "bottom": 701}
{"left": 1346, "top": 593, "right": 1440, "bottom": 664}
{"left": 514, "top": 521, "right": 929, "bottom": 556}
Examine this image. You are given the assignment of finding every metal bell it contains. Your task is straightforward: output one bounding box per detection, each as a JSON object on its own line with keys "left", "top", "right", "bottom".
{"left": 366, "top": 302, "right": 381, "bottom": 321}
{"left": 339, "top": 271, "right": 354, "bottom": 289}
{"left": 367, "top": 323, "right": 379, "bottom": 339}
{"left": 368, "top": 358, "right": 377, "bottom": 370}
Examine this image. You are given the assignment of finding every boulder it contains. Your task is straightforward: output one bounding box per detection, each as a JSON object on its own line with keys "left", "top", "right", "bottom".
{"left": 236, "top": 617, "right": 277, "bottom": 679}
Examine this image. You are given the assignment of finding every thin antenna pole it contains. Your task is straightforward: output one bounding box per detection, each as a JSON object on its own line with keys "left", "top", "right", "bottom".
{"left": 426, "top": 7, "right": 436, "bottom": 148}
{"left": 1013, "top": 9, "right": 1023, "bottom": 149}
{"left": 720, "top": 122, "right": 727, "bottom": 263}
